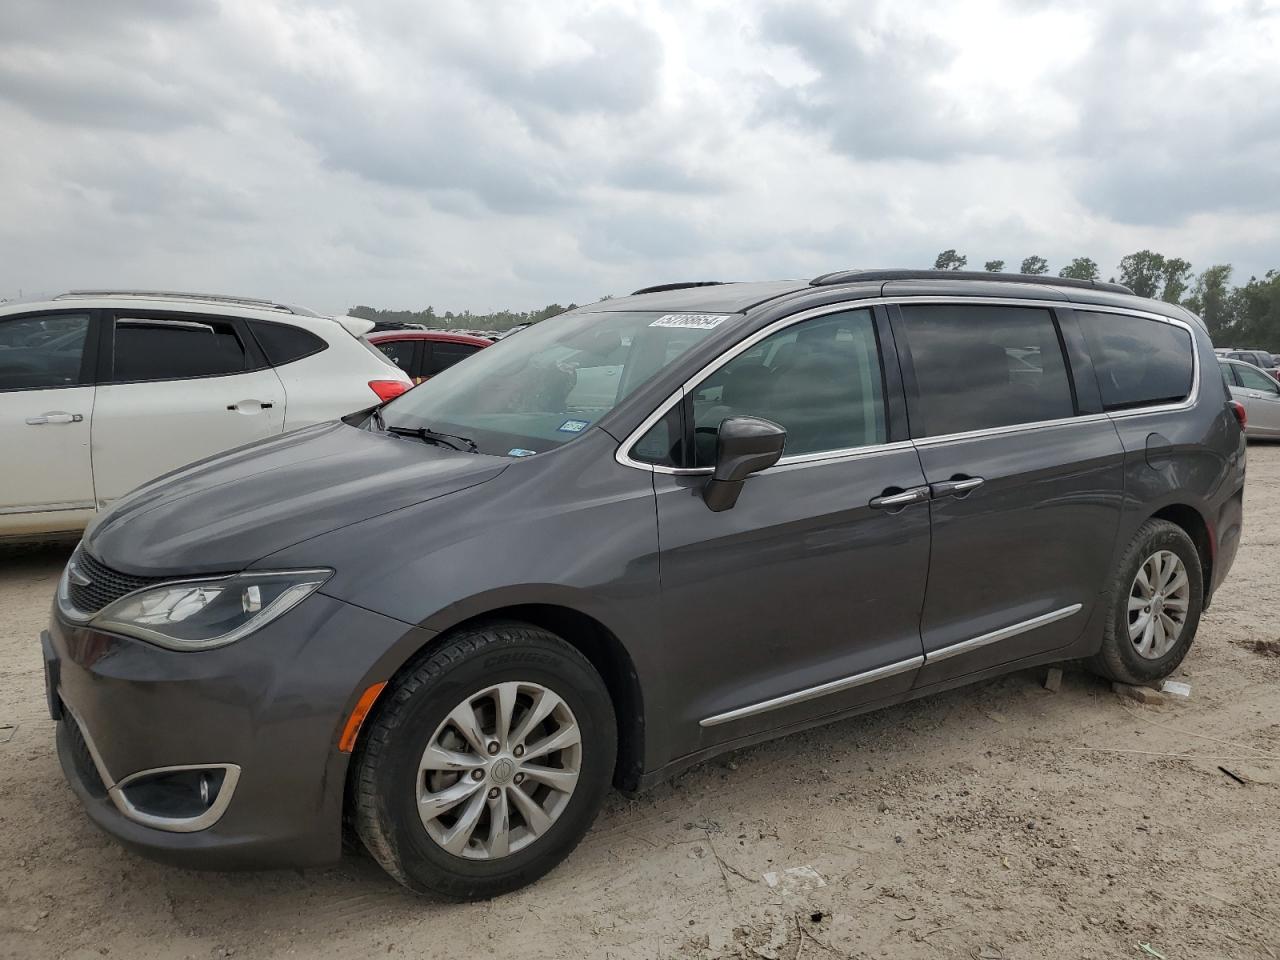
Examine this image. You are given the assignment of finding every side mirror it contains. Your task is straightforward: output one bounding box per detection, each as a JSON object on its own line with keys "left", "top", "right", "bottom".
{"left": 703, "top": 416, "right": 786, "bottom": 512}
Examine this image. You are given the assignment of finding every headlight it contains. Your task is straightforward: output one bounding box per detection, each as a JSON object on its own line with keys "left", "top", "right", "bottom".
{"left": 91, "top": 569, "right": 331, "bottom": 650}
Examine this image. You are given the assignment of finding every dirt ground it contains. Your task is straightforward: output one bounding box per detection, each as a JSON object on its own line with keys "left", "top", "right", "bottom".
{"left": 1, "top": 450, "right": 1278, "bottom": 960}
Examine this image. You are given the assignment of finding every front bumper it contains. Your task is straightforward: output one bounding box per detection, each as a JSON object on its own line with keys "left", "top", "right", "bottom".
{"left": 45, "top": 592, "right": 428, "bottom": 870}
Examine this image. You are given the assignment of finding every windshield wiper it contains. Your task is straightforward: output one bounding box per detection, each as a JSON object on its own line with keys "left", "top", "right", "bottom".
{"left": 384, "top": 424, "right": 478, "bottom": 453}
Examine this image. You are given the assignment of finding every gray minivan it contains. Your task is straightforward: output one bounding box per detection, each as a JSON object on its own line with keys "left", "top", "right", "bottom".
{"left": 43, "top": 270, "right": 1246, "bottom": 899}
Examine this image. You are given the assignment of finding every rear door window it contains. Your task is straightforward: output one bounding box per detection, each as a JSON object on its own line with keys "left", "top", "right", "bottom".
{"left": 1077, "top": 312, "right": 1193, "bottom": 411}
{"left": 376, "top": 340, "right": 419, "bottom": 376}
{"left": 0, "top": 313, "right": 91, "bottom": 391}
{"left": 424, "top": 341, "right": 481, "bottom": 375}
{"left": 897, "top": 304, "right": 1074, "bottom": 437}
{"left": 689, "top": 308, "right": 885, "bottom": 464}
{"left": 111, "top": 316, "right": 248, "bottom": 383}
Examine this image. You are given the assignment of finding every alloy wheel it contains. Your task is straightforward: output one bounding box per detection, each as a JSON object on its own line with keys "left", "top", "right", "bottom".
{"left": 416, "top": 682, "right": 581, "bottom": 860}
{"left": 1127, "top": 550, "right": 1190, "bottom": 660}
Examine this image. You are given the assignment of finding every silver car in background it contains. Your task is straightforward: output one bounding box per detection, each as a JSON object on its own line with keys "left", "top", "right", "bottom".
{"left": 1219, "top": 356, "right": 1280, "bottom": 438}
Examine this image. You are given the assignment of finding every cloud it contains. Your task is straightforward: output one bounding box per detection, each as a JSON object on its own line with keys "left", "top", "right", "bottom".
{"left": 0, "top": 0, "right": 1278, "bottom": 312}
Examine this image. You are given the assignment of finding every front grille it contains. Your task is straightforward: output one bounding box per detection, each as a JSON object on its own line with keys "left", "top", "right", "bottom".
{"left": 63, "top": 715, "right": 108, "bottom": 798}
{"left": 67, "top": 550, "right": 168, "bottom": 616}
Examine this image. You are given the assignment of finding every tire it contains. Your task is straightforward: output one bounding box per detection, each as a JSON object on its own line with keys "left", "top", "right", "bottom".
{"left": 352, "top": 621, "right": 617, "bottom": 900}
{"left": 1089, "top": 519, "right": 1204, "bottom": 685}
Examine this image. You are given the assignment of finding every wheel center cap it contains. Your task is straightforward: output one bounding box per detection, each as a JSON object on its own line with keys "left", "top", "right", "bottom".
{"left": 1153, "top": 596, "right": 1165, "bottom": 614}
{"left": 490, "top": 757, "right": 515, "bottom": 785}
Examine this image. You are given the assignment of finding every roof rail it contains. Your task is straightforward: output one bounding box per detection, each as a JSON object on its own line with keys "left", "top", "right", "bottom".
{"left": 809, "top": 269, "right": 1134, "bottom": 296}
{"left": 630, "top": 281, "right": 726, "bottom": 296}
{"left": 55, "top": 289, "right": 301, "bottom": 313}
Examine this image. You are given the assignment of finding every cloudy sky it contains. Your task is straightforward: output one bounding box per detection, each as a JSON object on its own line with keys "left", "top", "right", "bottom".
{"left": 2, "top": 0, "right": 1278, "bottom": 314}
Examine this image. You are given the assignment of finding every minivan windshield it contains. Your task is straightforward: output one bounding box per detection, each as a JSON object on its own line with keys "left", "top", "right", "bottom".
{"left": 380, "top": 310, "right": 728, "bottom": 457}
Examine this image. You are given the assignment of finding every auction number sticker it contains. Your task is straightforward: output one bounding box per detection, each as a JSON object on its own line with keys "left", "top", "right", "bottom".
{"left": 649, "top": 314, "right": 729, "bottom": 329}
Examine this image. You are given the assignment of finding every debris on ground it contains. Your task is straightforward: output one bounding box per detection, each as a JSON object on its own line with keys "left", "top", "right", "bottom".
{"left": 1043, "top": 667, "right": 1063, "bottom": 692}
{"left": 1137, "top": 943, "right": 1167, "bottom": 959}
{"left": 762, "top": 865, "right": 826, "bottom": 892}
{"left": 1236, "top": 638, "right": 1280, "bottom": 657}
{"left": 1113, "top": 682, "right": 1165, "bottom": 705}
{"left": 1218, "top": 766, "right": 1247, "bottom": 785}
{"left": 1160, "top": 680, "right": 1191, "bottom": 698}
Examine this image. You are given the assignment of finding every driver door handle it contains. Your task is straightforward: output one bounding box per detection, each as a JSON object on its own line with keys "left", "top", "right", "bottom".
{"left": 869, "top": 486, "right": 930, "bottom": 511}
{"left": 930, "top": 476, "right": 985, "bottom": 499}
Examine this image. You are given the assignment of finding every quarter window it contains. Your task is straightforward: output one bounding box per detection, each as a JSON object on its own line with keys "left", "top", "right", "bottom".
{"left": 1077, "top": 312, "right": 1193, "bottom": 411}
{"left": 898, "top": 305, "right": 1074, "bottom": 437}
{"left": 689, "top": 309, "right": 885, "bottom": 465}
{"left": 631, "top": 403, "right": 686, "bottom": 467}
{"left": 0, "top": 313, "right": 91, "bottom": 391}
{"left": 112, "top": 317, "right": 248, "bottom": 383}
{"left": 247, "top": 320, "right": 326, "bottom": 366}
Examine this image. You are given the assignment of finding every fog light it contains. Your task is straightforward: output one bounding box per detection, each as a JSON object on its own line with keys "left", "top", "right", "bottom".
{"left": 118, "top": 767, "right": 227, "bottom": 820}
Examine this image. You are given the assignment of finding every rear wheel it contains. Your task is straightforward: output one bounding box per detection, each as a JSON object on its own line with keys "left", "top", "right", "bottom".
{"left": 1089, "top": 519, "right": 1203, "bottom": 685}
{"left": 353, "top": 622, "right": 616, "bottom": 899}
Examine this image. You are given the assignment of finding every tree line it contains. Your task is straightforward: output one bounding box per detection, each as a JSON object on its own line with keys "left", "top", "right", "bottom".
{"left": 349, "top": 301, "right": 579, "bottom": 333}
{"left": 933, "top": 249, "right": 1280, "bottom": 350}
{"left": 352, "top": 250, "right": 1280, "bottom": 350}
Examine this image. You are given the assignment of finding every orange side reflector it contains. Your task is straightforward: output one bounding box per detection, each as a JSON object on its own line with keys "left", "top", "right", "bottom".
{"left": 339, "top": 681, "right": 388, "bottom": 753}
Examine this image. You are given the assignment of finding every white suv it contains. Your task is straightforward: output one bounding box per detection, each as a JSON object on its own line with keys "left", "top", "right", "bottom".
{"left": 0, "top": 290, "right": 411, "bottom": 539}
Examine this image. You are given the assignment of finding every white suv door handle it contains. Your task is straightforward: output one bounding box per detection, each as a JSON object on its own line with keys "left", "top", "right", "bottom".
{"left": 226, "top": 399, "right": 274, "bottom": 414}
{"left": 26, "top": 412, "right": 83, "bottom": 425}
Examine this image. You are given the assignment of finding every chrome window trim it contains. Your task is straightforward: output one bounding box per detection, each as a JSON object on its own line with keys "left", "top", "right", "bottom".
{"left": 60, "top": 693, "right": 241, "bottom": 833}
{"left": 698, "top": 602, "right": 1084, "bottom": 727}
{"left": 925, "top": 603, "right": 1083, "bottom": 663}
{"left": 910, "top": 413, "right": 1111, "bottom": 448}
{"left": 617, "top": 301, "right": 887, "bottom": 476}
{"left": 616, "top": 297, "right": 1201, "bottom": 474}
{"left": 699, "top": 655, "right": 923, "bottom": 727}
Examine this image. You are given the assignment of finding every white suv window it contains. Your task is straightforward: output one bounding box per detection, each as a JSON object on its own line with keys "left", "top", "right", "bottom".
{"left": 112, "top": 317, "right": 247, "bottom": 383}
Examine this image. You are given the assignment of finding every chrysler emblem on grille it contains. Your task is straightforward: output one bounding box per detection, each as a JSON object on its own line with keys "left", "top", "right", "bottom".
{"left": 67, "top": 560, "right": 92, "bottom": 587}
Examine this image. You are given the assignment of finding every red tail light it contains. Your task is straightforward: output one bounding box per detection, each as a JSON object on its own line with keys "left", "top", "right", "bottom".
{"left": 369, "top": 379, "right": 410, "bottom": 403}
{"left": 1229, "top": 400, "right": 1247, "bottom": 429}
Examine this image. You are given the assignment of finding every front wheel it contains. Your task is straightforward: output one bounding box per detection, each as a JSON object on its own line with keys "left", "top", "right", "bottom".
{"left": 352, "top": 622, "right": 616, "bottom": 899}
{"left": 1089, "top": 518, "right": 1204, "bottom": 685}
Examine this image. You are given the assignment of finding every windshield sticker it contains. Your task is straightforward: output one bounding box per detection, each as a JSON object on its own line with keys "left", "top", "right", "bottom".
{"left": 557, "top": 419, "right": 590, "bottom": 433}
{"left": 650, "top": 314, "right": 729, "bottom": 330}
{"left": 507, "top": 448, "right": 538, "bottom": 457}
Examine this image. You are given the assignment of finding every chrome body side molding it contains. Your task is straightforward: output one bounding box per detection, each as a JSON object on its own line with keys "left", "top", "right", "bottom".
{"left": 699, "top": 604, "right": 1084, "bottom": 727}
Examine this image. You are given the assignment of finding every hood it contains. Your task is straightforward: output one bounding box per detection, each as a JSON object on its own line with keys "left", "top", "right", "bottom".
{"left": 84, "top": 421, "right": 507, "bottom": 576}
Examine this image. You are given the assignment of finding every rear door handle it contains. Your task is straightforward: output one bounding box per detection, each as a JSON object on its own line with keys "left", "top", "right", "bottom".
{"left": 26, "top": 412, "right": 83, "bottom": 425}
{"left": 869, "top": 486, "right": 930, "bottom": 511}
{"left": 930, "top": 476, "right": 985, "bottom": 499}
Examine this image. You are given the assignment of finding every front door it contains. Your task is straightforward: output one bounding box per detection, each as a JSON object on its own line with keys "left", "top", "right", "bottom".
{"left": 891, "top": 302, "right": 1125, "bottom": 684}
{"left": 91, "top": 313, "right": 286, "bottom": 504}
{"left": 647, "top": 307, "right": 930, "bottom": 755}
{"left": 0, "top": 310, "right": 98, "bottom": 527}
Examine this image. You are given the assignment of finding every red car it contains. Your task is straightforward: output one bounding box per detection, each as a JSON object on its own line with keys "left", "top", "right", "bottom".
{"left": 367, "top": 330, "right": 490, "bottom": 384}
